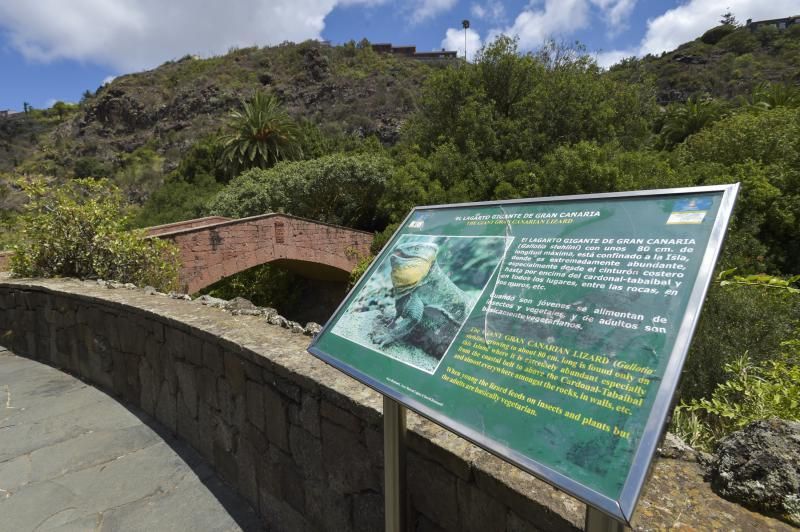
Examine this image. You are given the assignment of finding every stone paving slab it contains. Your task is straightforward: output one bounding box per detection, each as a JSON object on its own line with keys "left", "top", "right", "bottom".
{"left": 0, "top": 347, "right": 263, "bottom": 532}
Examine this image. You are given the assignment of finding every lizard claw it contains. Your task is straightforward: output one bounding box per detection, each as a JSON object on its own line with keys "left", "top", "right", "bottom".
{"left": 372, "top": 330, "right": 395, "bottom": 348}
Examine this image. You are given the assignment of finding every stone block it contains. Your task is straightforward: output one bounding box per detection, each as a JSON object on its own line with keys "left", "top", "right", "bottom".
{"left": 456, "top": 479, "right": 507, "bottom": 532}
{"left": 175, "top": 361, "right": 198, "bottom": 419}
{"left": 236, "top": 439, "right": 259, "bottom": 508}
{"left": 184, "top": 334, "right": 203, "bottom": 366}
{"left": 408, "top": 452, "right": 458, "bottom": 531}
{"left": 146, "top": 319, "right": 165, "bottom": 343}
{"left": 288, "top": 424, "right": 324, "bottom": 480}
{"left": 202, "top": 341, "right": 224, "bottom": 376}
{"left": 162, "top": 353, "right": 177, "bottom": 395}
{"left": 123, "top": 352, "right": 141, "bottom": 403}
{"left": 298, "top": 393, "right": 320, "bottom": 438}
{"left": 321, "top": 419, "right": 378, "bottom": 494}
{"left": 177, "top": 391, "right": 202, "bottom": 452}
{"left": 264, "top": 384, "right": 289, "bottom": 452}
{"left": 321, "top": 400, "right": 362, "bottom": 434}
{"left": 258, "top": 445, "right": 285, "bottom": 503}
{"left": 155, "top": 380, "right": 177, "bottom": 434}
{"left": 196, "top": 401, "right": 216, "bottom": 463}
{"left": 197, "top": 367, "right": 218, "bottom": 410}
{"left": 506, "top": 510, "right": 543, "bottom": 532}
{"left": 224, "top": 351, "right": 246, "bottom": 395}
{"left": 246, "top": 380, "right": 265, "bottom": 432}
{"left": 242, "top": 359, "right": 263, "bottom": 383}
{"left": 214, "top": 437, "right": 239, "bottom": 487}
{"left": 273, "top": 375, "right": 301, "bottom": 403}
{"left": 242, "top": 420, "right": 267, "bottom": 457}
{"left": 303, "top": 480, "right": 353, "bottom": 532}
{"left": 119, "top": 318, "right": 146, "bottom": 354}
{"left": 259, "top": 486, "right": 312, "bottom": 532}
{"left": 353, "top": 491, "right": 383, "bottom": 532}
{"left": 217, "top": 377, "right": 245, "bottom": 427}
{"left": 164, "top": 327, "right": 188, "bottom": 361}
{"left": 280, "top": 459, "right": 306, "bottom": 514}
{"left": 139, "top": 360, "right": 158, "bottom": 417}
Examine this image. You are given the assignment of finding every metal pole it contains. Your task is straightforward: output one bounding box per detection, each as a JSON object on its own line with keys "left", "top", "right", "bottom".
{"left": 585, "top": 506, "right": 626, "bottom": 532}
{"left": 384, "top": 396, "right": 407, "bottom": 532}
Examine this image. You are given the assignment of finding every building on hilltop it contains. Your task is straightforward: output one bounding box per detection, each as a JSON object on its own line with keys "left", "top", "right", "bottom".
{"left": 746, "top": 15, "right": 800, "bottom": 31}
{"left": 371, "top": 43, "right": 458, "bottom": 61}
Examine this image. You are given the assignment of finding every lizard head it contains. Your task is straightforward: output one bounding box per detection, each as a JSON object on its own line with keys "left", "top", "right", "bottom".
{"left": 389, "top": 242, "right": 439, "bottom": 290}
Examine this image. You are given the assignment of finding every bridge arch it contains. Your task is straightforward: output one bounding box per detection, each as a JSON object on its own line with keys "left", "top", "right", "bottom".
{"left": 151, "top": 213, "right": 373, "bottom": 294}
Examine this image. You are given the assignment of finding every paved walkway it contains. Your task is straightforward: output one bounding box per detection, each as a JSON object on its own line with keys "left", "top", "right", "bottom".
{"left": 0, "top": 346, "right": 263, "bottom": 532}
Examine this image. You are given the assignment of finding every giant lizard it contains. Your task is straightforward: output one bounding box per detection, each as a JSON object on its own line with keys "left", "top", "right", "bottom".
{"left": 373, "top": 241, "right": 469, "bottom": 359}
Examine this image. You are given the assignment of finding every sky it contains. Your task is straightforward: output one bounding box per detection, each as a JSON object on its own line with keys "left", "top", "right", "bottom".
{"left": 0, "top": 0, "right": 798, "bottom": 111}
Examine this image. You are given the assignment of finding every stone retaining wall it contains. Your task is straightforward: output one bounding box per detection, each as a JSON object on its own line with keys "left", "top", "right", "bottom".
{"left": 0, "top": 277, "right": 789, "bottom": 531}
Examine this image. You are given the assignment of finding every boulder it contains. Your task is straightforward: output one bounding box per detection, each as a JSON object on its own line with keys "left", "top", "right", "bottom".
{"left": 224, "top": 297, "right": 255, "bottom": 311}
{"left": 288, "top": 321, "right": 305, "bottom": 334}
{"left": 658, "top": 432, "right": 698, "bottom": 462}
{"left": 304, "top": 322, "right": 323, "bottom": 337}
{"left": 267, "top": 314, "right": 289, "bottom": 328}
{"left": 706, "top": 418, "right": 800, "bottom": 526}
{"left": 196, "top": 294, "right": 227, "bottom": 308}
{"left": 168, "top": 291, "right": 192, "bottom": 301}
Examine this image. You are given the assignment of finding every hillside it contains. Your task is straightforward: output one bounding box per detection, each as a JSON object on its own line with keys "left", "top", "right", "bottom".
{"left": 0, "top": 41, "right": 441, "bottom": 177}
{"left": 609, "top": 22, "right": 800, "bottom": 103}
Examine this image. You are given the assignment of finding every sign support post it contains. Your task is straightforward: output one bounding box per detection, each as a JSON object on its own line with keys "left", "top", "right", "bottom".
{"left": 585, "top": 506, "right": 625, "bottom": 532}
{"left": 384, "top": 396, "right": 407, "bottom": 532}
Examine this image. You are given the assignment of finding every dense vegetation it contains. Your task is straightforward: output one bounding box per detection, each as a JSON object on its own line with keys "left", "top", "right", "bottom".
{"left": 10, "top": 178, "right": 179, "bottom": 291}
{"left": 609, "top": 22, "right": 800, "bottom": 103}
{"left": 2, "top": 24, "right": 799, "bottom": 448}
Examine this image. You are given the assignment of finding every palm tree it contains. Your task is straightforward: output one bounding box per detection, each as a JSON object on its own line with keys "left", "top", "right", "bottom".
{"left": 219, "top": 91, "right": 303, "bottom": 174}
{"left": 750, "top": 82, "right": 800, "bottom": 110}
{"left": 660, "top": 96, "right": 724, "bottom": 148}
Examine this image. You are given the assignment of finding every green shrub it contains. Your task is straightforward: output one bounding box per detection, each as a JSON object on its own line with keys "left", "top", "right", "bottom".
{"left": 681, "top": 276, "right": 800, "bottom": 401}
{"left": 701, "top": 24, "right": 736, "bottom": 45}
{"left": 348, "top": 254, "right": 374, "bottom": 287}
{"left": 10, "top": 178, "right": 180, "bottom": 291}
{"left": 673, "top": 343, "right": 800, "bottom": 452}
{"left": 717, "top": 29, "right": 758, "bottom": 54}
{"left": 207, "top": 153, "right": 392, "bottom": 231}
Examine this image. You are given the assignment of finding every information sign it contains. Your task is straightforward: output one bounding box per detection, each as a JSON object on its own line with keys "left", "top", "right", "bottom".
{"left": 308, "top": 185, "right": 738, "bottom": 523}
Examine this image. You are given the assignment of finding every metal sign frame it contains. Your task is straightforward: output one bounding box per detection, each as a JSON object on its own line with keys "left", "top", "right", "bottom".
{"left": 308, "top": 184, "right": 739, "bottom": 525}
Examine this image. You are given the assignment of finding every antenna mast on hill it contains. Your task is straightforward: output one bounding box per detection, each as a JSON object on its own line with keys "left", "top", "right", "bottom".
{"left": 462, "top": 19, "right": 470, "bottom": 62}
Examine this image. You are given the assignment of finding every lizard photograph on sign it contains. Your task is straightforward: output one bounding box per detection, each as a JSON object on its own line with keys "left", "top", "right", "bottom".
{"left": 309, "top": 185, "right": 738, "bottom": 523}
{"left": 331, "top": 235, "right": 511, "bottom": 372}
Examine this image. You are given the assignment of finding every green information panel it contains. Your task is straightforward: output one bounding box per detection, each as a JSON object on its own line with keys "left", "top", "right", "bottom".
{"left": 308, "top": 185, "right": 738, "bottom": 523}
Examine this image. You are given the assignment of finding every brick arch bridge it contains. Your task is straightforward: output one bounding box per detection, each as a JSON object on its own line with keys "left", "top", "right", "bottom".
{"left": 145, "top": 214, "right": 374, "bottom": 294}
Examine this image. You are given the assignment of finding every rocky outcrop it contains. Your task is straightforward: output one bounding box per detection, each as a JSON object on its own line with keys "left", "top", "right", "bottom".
{"left": 706, "top": 419, "right": 800, "bottom": 526}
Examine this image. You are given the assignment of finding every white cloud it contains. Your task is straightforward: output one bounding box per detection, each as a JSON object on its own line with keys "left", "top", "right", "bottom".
{"left": 410, "top": 0, "right": 458, "bottom": 23}
{"left": 470, "top": 1, "right": 505, "bottom": 23}
{"left": 102, "top": 75, "right": 116, "bottom": 85}
{"left": 640, "top": 0, "right": 800, "bottom": 56}
{"left": 590, "top": 0, "right": 637, "bottom": 34}
{"left": 0, "top": 0, "right": 381, "bottom": 72}
{"left": 442, "top": 26, "right": 483, "bottom": 61}
{"left": 595, "top": 48, "right": 636, "bottom": 68}
{"left": 490, "top": 0, "right": 591, "bottom": 49}
{"left": 596, "top": 0, "right": 800, "bottom": 68}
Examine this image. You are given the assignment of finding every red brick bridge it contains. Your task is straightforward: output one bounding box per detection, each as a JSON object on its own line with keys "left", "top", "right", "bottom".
{"left": 145, "top": 214, "right": 374, "bottom": 293}
{"left": 0, "top": 213, "right": 373, "bottom": 293}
